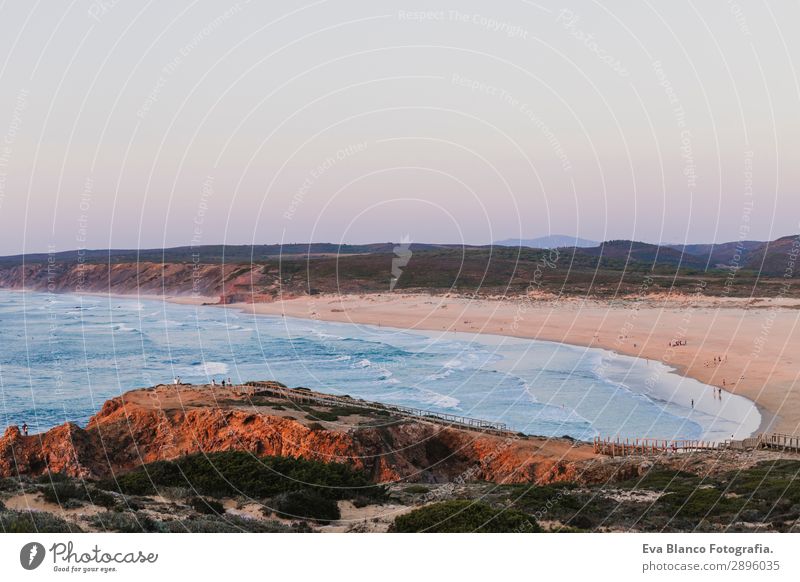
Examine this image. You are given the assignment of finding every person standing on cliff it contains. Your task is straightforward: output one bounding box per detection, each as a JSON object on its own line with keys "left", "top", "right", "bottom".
{"left": 22, "top": 422, "right": 28, "bottom": 436}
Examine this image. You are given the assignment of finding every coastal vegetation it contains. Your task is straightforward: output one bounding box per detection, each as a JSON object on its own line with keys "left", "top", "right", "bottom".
{"left": 99, "top": 452, "right": 386, "bottom": 502}
{"left": 390, "top": 500, "right": 537, "bottom": 533}
{"left": 3, "top": 457, "right": 800, "bottom": 533}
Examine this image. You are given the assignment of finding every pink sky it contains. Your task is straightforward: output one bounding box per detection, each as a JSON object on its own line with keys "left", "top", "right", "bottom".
{"left": 0, "top": 0, "right": 798, "bottom": 254}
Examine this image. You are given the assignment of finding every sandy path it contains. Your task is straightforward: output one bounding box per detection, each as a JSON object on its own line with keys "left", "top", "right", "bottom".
{"left": 226, "top": 293, "right": 800, "bottom": 436}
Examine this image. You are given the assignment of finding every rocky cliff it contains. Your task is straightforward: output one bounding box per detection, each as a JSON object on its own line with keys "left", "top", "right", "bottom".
{"left": 0, "top": 262, "right": 257, "bottom": 298}
{"left": 0, "top": 384, "right": 606, "bottom": 485}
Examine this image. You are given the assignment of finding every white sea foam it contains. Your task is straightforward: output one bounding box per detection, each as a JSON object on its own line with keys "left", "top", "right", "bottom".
{"left": 2, "top": 290, "right": 763, "bottom": 441}
{"left": 195, "top": 362, "right": 229, "bottom": 376}
{"left": 426, "top": 368, "right": 455, "bottom": 381}
{"left": 415, "top": 389, "right": 460, "bottom": 409}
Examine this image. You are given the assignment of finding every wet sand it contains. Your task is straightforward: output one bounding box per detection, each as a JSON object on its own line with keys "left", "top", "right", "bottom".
{"left": 231, "top": 293, "right": 800, "bottom": 436}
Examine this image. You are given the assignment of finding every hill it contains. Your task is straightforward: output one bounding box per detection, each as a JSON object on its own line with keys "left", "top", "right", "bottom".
{"left": 0, "top": 235, "right": 798, "bottom": 298}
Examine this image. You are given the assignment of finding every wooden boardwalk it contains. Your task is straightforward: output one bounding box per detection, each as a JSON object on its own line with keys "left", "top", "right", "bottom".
{"left": 761, "top": 432, "right": 800, "bottom": 452}
{"left": 236, "top": 381, "right": 513, "bottom": 436}
{"left": 593, "top": 437, "right": 719, "bottom": 456}
{"left": 594, "top": 432, "right": 800, "bottom": 457}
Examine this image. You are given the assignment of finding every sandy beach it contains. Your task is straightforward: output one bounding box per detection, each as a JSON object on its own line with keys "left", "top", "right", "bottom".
{"left": 226, "top": 293, "right": 800, "bottom": 436}
{"left": 32, "top": 287, "right": 797, "bottom": 437}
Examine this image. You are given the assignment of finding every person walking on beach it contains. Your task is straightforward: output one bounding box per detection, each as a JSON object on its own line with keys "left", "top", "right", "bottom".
{"left": 691, "top": 399, "right": 694, "bottom": 408}
{"left": 22, "top": 422, "right": 28, "bottom": 436}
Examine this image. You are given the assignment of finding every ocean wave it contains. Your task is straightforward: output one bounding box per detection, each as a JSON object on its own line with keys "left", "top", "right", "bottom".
{"left": 426, "top": 368, "right": 455, "bottom": 381}
{"left": 309, "top": 329, "right": 345, "bottom": 341}
{"left": 113, "top": 324, "right": 139, "bottom": 333}
{"left": 115, "top": 302, "right": 145, "bottom": 311}
{"left": 415, "top": 389, "right": 460, "bottom": 409}
{"left": 188, "top": 361, "right": 230, "bottom": 376}
{"left": 535, "top": 403, "right": 593, "bottom": 426}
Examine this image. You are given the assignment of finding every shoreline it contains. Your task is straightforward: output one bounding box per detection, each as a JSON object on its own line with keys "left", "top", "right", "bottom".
{"left": 221, "top": 292, "right": 799, "bottom": 436}
{"left": 2, "top": 287, "right": 793, "bottom": 438}
{"left": 205, "top": 292, "right": 765, "bottom": 440}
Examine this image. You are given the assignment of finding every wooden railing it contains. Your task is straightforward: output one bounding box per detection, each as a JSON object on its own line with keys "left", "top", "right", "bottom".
{"left": 761, "top": 432, "right": 800, "bottom": 452}
{"left": 236, "top": 381, "right": 512, "bottom": 435}
{"left": 594, "top": 432, "right": 800, "bottom": 457}
{"left": 593, "top": 437, "right": 720, "bottom": 456}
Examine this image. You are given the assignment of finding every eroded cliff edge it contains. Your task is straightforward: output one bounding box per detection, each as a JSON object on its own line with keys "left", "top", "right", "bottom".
{"left": 1, "top": 383, "right": 610, "bottom": 485}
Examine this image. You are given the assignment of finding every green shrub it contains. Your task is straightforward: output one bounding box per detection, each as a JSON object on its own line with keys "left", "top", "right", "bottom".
{"left": 99, "top": 471, "right": 158, "bottom": 496}
{"left": 404, "top": 484, "right": 431, "bottom": 495}
{"left": 36, "top": 472, "right": 71, "bottom": 484}
{"left": 619, "top": 469, "right": 702, "bottom": 495}
{"left": 723, "top": 461, "right": 800, "bottom": 505}
{"left": 88, "top": 489, "right": 117, "bottom": 509}
{"left": 507, "top": 483, "right": 582, "bottom": 515}
{"left": 391, "top": 500, "right": 538, "bottom": 533}
{"left": 270, "top": 490, "right": 340, "bottom": 522}
{"left": 88, "top": 511, "right": 162, "bottom": 533}
{"left": 0, "top": 478, "right": 20, "bottom": 492}
{"left": 99, "top": 452, "right": 384, "bottom": 502}
{"left": 657, "top": 488, "right": 745, "bottom": 519}
{"left": 189, "top": 497, "right": 224, "bottom": 515}
{"left": 351, "top": 496, "right": 375, "bottom": 508}
{"left": 0, "top": 510, "right": 80, "bottom": 533}
{"left": 162, "top": 515, "right": 311, "bottom": 533}
{"left": 306, "top": 411, "right": 339, "bottom": 422}
{"left": 41, "top": 481, "right": 87, "bottom": 504}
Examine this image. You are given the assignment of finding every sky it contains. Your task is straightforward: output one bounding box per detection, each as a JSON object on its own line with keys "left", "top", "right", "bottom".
{"left": 0, "top": 0, "right": 798, "bottom": 254}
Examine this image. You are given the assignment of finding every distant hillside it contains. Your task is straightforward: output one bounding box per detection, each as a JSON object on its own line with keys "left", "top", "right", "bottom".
{"left": 576, "top": 240, "right": 710, "bottom": 269}
{"left": 1, "top": 235, "right": 798, "bottom": 298}
{"left": 494, "top": 235, "right": 599, "bottom": 249}
{"left": 666, "top": 241, "right": 764, "bottom": 269}
{"left": 667, "top": 237, "right": 800, "bottom": 274}
{"left": 0, "top": 243, "right": 454, "bottom": 267}
{"left": 743, "top": 236, "right": 800, "bottom": 274}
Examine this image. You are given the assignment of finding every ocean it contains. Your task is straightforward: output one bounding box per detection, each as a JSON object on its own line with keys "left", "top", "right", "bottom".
{"left": 0, "top": 290, "right": 760, "bottom": 441}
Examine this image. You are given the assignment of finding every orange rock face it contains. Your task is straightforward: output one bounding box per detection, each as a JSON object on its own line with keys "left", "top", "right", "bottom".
{"left": 0, "top": 386, "right": 602, "bottom": 485}
{"left": 0, "top": 262, "right": 272, "bottom": 299}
